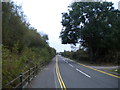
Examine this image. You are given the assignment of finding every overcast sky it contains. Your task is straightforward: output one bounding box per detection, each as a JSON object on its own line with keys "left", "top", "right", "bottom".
{"left": 13, "top": 0, "right": 119, "bottom": 52}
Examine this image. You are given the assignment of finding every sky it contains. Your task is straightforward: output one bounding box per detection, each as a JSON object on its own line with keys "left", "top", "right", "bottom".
{"left": 13, "top": 0, "right": 119, "bottom": 52}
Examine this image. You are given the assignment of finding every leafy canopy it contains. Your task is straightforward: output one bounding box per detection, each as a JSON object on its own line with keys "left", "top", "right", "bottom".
{"left": 60, "top": 1, "right": 120, "bottom": 50}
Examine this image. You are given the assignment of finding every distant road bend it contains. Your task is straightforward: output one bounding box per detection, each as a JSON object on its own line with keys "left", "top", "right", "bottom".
{"left": 28, "top": 55, "right": 119, "bottom": 89}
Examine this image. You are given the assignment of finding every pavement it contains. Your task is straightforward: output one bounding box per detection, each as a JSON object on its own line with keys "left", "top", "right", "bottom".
{"left": 90, "top": 66, "right": 120, "bottom": 69}
{"left": 27, "top": 55, "right": 120, "bottom": 89}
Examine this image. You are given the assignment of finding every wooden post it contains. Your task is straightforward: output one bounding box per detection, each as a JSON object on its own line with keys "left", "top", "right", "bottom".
{"left": 29, "top": 68, "right": 31, "bottom": 82}
{"left": 32, "top": 68, "right": 33, "bottom": 80}
{"left": 33, "top": 67, "right": 34, "bottom": 78}
{"left": 20, "top": 73, "right": 23, "bottom": 90}
{"left": 36, "top": 66, "right": 38, "bottom": 75}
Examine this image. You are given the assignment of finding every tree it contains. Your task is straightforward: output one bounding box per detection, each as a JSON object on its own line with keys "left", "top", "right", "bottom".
{"left": 42, "top": 34, "right": 49, "bottom": 44}
{"left": 60, "top": 1, "right": 120, "bottom": 63}
{"left": 2, "top": 2, "right": 28, "bottom": 50}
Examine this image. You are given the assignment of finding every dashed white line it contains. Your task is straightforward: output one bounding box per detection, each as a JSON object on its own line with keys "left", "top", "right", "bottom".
{"left": 62, "top": 59, "right": 68, "bottom": 63}
{"left": 65, "top": 61, "right": 68, "bottom": 63}
{"left": 69, "top": 64, "right": 74, "bottom": 67}
{"left": 76, "top": 68, "right": 91, "bottom": 78}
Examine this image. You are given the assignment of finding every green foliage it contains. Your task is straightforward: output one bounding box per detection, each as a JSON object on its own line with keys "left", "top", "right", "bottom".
{"left": 109, "top": 68, "right": 120, "bottom": 74}
{"left": 60, "top": 1, "right": 120, "bottom": 63}
{"left": 2, "top": 46, "right": 56, "bottom": 86}
{"left": 61, "top": 49, "right": 88, "bottom": 61}
{"left": 2, "top": 2, "right": 51, "bottom": 51}
{"left": 2, "top": 1, "right": 56, "bottom": 87}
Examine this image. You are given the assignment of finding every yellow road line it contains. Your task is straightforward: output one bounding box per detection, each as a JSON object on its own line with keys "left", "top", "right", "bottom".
{"left": 57, "top": 63, "right": 66, "bottom": 89}
{"left": 56, "top": 63, "right": 63, "bottom": 89}
{"left": 79, "top": 63, "right": 120, "bottom": 79}
{"left": 56, "top": 56, "right": 67, "bottom": 90}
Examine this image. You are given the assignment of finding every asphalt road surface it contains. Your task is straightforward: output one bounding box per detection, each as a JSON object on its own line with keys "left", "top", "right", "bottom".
{"left": 28, "top": 55, "right": 119, "bottom": 89}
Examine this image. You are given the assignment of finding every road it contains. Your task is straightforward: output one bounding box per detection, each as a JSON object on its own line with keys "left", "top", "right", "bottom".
{"left": 28, "top": 55, "right": 119, "bottom": 89}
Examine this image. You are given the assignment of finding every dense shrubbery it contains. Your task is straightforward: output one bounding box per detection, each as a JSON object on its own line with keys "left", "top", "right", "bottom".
{"left": 61, "top": 49, "right": 89, "bottom": 62}
{"left": 2, "top": 1, "right": 56, "bottom": 86}
{"left": 61, "top": 48, "right": 120, "bottom": 64}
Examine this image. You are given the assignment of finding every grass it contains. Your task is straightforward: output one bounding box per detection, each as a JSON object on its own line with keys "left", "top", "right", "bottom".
{"left": 109, "top": 68, "right": 120, "bottom": 74}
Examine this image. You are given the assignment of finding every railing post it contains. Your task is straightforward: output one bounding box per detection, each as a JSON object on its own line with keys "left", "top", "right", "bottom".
{"left": 29, "top": 68, "right": 31, "bottom": 82}
{"left": 31, "top": 68, "right": 34, "bottom": 79}
{"left": 32, "top": 67, "right": 34, "bottom": 78}
{"left": 33, "top": 67, "right": 35, "bottom": 78}
{"left": 36, "top": 66, "right": 38, "bottom": 75}
{"left": 20, "top": 73, "right": 23, "bottom": 90}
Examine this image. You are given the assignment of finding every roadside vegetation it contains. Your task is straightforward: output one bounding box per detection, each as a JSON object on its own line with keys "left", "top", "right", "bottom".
{"left": 2, "top": 1, "right": 56, "bottom": 87}
{"left": 60, "top": 1, "right": 120, "bottom": 65}
{"left": 109, "top": 68, "right": 120, "bottom": 74}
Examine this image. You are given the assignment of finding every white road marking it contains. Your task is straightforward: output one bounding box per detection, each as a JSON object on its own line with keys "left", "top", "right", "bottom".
{"left": 65, "top": 61, "right": 68, "bottom": 63}
{"left": 62, "top": 58, "right": 69, "bottom": 63}
{"left": 76, "top": 68, "right": 91, "bottom": 78}
{"left": 65, "top": 58, "right": 75, "bottom": 63}
{"left": 69, "top": 64, "right": 74, "bottom": 67}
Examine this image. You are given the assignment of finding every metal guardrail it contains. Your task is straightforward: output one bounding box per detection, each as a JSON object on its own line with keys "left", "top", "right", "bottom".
{"left": 3, "top": 65, "right": 40, "bottom": 89}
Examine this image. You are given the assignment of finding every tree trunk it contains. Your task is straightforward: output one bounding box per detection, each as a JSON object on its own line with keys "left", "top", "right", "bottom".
{"left": 90, "top": 47, "right": 97, "bottom": 64}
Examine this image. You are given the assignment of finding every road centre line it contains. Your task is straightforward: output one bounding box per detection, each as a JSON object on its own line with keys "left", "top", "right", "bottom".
{"left": 65, "top": 60, "right": 68, "bottom": 63}
{"left": 68, "top": 64, "right": 74, "bottom": 67}
{"left": 56, "top": 56, "right": 67, "bottom": 90}
{"left": 63, "top": 59, "right": 66, "bottom": 62}
{"left": 63, "top": 59, "right": 73, "bottom": 67}
{"left": 76, "top": 68, "right": 91, "bottom": 78}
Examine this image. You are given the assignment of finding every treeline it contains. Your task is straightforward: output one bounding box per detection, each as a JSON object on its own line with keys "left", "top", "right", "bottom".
{"left": 60, "top": 1, "right": 120, "bottom": 64}
{"left": 2, "top": 2, "right": 56, "bottom": 86}
{"left": 61, "top": 49, "right": 89, "bottom": 62}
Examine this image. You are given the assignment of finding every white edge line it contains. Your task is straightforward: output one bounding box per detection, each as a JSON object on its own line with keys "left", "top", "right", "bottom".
{"left": 76, "top": 68, "right": 91, "bottom": 78}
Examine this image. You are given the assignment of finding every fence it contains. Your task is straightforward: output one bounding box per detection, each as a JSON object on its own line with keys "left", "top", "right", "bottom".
{"left": 3, "top": 65, "right": 40, "bottom": 89}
